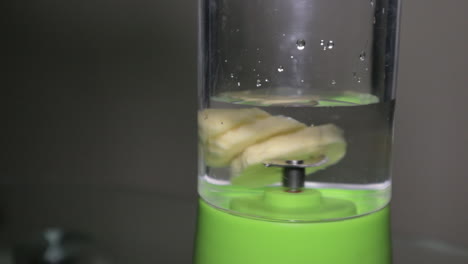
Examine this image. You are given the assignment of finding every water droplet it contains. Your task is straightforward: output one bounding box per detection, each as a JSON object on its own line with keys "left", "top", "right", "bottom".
{"left": 320, "top": 40, "right": 325, "bottom": 46}
{"left": 296, "top": 39, "right": 306, "bottom": 50}
{"left": 331, "top": 80, "right": 337, "bottom": 85}
{"left": 327, "top": 41, "right": 335, "bottom": 50}
{"left": 265, "top": 78, "right": 269, "bottom": 82}
{"left": 230, "top": 73, "right": 235, "bottom": 78}
{"left": 290, "top": 55, "right": 294, "bottom": 59}
{"left": 237, "top": 82, "right": 241, "bottom": 86}
{"left": 277, "top": 66, "right": 284, "bottom": 72}
{"left": 359, "top": 51, "right": 366, "bottom": 61}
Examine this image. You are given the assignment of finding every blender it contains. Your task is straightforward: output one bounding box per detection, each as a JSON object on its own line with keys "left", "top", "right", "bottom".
{"left": 195, "top": 0, "right": 401, "bottom": 263}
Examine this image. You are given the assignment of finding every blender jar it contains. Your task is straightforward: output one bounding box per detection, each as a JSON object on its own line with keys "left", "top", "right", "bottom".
{"left": 198, "top": 0, "right": 399, "bottom": 222}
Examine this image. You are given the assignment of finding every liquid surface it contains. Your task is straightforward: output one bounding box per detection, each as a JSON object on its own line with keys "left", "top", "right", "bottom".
{"left": 198, "top": 93, "right": 394, "bottom": 221}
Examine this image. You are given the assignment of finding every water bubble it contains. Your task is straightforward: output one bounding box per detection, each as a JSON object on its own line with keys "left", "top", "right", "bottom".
{"left": 320, "top": 40, "right": 325, "bottom": 46}
{"left": 296, "top": 39, "right": 306, "bottom": 50}
{"left": 256, "top": 79, "right": 262, "bottom": 87}
{"left": 301, "top": 80, "right": 304, "bottom": 83}
{"left": 290, "top": 55, "right": 294, "bottom": 59}
{"left": 357, "top": 77, "right": 362, "bottom": 83}
{"left": 370, "top": 0, "right": 374, "bottom": 7}
{"left": 265, "top": 78, "right": 269, "bottom": 82}
{"left": 237, "top": 82, "right": 241, "bottom": 86}
{"left": 236, "top": 28, "right": 240, "bottom": 32}
{"left": 224, "top": 59, "right": 228, "bottom": 63}
{"left": 331, "top": 80, "right": 337, "bottom": 85}
{"left": 327, "top": 41, "right": 335, "bottom": 50}
{"left": 282, "top": 33, "right": 286, "bottom": 37}
{"left": 253, "top": 68, "right": 256, "bottom": 72}
{"left": 359, "top": 51, "right": 366, "bottom": 61}
{"left": 373, "top": 16, "right": 376, "bottom": 24}
{"left": 382, "top": 8, "right": 385, "bottom": 14}
{"left": 353, "top": 72, "right": 358, "bottom": 79}
{"left": 277, "top": 66, "right": 284, "bottom": 72}
{"left": 365, "top": 67, "right": 369, "bottom": 71}
{"left": 258, "top": 60, "right": 262, "bottom": 63}
{"left": 256, "top": 48, "right": 260, "bottom": 51}
{"left": 230, "top": 73, "right": 235, "bottom": 78}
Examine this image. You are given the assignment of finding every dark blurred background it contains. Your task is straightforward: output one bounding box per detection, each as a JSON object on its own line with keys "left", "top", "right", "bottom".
{"left": 2, "top": 0, "right": 468, "bottom": 263}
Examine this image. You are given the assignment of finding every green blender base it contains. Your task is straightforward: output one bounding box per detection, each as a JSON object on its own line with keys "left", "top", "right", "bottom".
{"left": 194, "top": 198, "right": 391, "bottom": 264}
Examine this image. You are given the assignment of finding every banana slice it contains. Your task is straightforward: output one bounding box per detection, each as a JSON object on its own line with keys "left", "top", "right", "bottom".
{"left": 204, "top": 116, "right": 306, "bottom": 167}
{"left": 198, "top": 108, "right": 270, "bottom": 143}
{"left": 231, "top": 124, "right": 347, "bottom": 187}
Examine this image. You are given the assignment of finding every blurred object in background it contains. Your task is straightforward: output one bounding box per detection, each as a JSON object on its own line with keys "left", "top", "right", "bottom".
{"left": 13, "top": 228, "right": 111, "bottom": 264}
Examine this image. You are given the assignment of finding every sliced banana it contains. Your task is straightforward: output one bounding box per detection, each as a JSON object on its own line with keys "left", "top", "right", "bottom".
{"left": 231, "top": 124, "right": 347, "bottom": 187}
{"left": 198, "top": 108, "right": 270, "bottom": 143}
{"left": 204, "top": 116, "right": 306, "bottom": 167}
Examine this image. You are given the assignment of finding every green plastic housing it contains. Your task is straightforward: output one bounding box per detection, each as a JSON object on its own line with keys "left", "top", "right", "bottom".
{"left": 194, "top": 199, "right": 391, "bottom": 264}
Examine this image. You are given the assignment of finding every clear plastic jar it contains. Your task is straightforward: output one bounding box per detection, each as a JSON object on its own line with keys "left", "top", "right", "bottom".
{"left": 198, "top": 0, "right": 400, "bottom": 221}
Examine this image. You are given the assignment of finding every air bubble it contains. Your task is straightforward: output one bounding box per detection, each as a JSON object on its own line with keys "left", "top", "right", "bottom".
{"left": 296, "top": 39, "right": 306, "bottom": 50}
{"left": 331, "top": 80, "right": 337, "bottom": 85}
{"left": 359, "top": 51, "right": 366, "bottom": 61}
{"left": 321, "top": 40, "right": 334, "bottom": 50}
{"left": 256, "top": 79, "right": 262, "bottom": 87}
{"left": 237, "top": 82, "right": 241, "bottom": 86}
{"left": 277, "top": 66, "right": 284, "bottom": 72}
{"left": 230, "top": 73, "right": 234, "bottom": 78}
